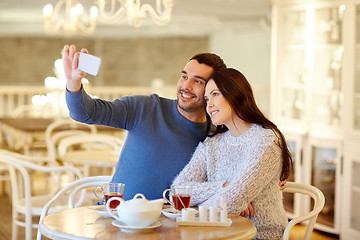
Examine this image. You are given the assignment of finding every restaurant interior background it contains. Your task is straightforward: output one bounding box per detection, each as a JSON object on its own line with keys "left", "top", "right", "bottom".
{"left": 0, "top": 0, "right": 359, "bottom": 239}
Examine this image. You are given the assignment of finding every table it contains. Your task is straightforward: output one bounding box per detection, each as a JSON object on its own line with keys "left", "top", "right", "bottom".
{"left": 0, "top": 117, "right": 124, "bottom": 154}
{"left": 0, "top": 118, "right": 53, "bottom": 153}
{"left": 60, "top": 150, "right": 119, "bottom": 167}
{"left": 60, "top": 150, "right": 119, "bottom": 176}
{"left": 39, "top": 206, "right": 257, "bottom": 240}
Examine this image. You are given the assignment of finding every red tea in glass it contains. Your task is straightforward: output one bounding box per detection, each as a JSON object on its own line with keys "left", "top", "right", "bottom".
{"left": 105, "top": 193, "right": 123, "bottom": 208}
{"left": 172, "top": 194, "right": 191, "bottom": 211}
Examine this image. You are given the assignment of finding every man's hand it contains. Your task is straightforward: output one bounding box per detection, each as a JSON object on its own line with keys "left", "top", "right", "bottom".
{"left": 63, "top": 45, "right": 88, "bottom": 92}
{"left": 240, "top": 203, "right": 254, "bottom": 219}
{"left": 279, "top": 179, "right": 287, "bottom": 191}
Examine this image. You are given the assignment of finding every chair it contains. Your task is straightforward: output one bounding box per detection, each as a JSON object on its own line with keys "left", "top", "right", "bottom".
{"left": 0, "top": 149, "right": 83, "bottom": 240}
{"left": 44, "top": 118, "right": 97, "bottom": 163}
{"left": 37, "top": 175, "right": 112, "bottom": 240}
{"left": 282, "top": 182, "right": 325, "bottom": 240}
{"left": 57, "top": 133, "right": 123, "bottom": 177}
{"left": 0, "top": 162, "right": 10, "bottom": 195}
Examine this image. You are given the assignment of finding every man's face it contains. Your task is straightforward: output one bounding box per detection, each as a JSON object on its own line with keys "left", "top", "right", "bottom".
{"left": 177, "top": 60, "right": 214, "bottom": 115}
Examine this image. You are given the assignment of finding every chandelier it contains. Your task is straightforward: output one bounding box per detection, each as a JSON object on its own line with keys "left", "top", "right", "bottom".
{"left": 43, "top": 0, "right": 98, "bottom": 35}
{"left": 43, "top": 0, "right": 174, "bottom": 35}
{"left": 97, "top": 0, "right": 174, "bottom": 27}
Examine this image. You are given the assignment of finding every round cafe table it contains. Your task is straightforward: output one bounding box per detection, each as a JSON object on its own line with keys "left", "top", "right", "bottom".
{"left": 39, "top": 206, "right": 257, "bottom": 240}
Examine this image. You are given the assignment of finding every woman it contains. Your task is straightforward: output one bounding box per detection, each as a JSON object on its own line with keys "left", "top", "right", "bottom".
{"left": 172, "top": 68, "right": 293, "bottom": 239}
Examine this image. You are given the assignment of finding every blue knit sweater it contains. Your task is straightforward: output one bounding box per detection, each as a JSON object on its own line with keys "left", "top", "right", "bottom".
{"left": 66, "top": 88, "right": 206, "bottom": 200}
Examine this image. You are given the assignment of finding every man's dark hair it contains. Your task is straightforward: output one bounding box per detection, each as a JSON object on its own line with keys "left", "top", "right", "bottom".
{"left": 189, "top": 53, "right": 227, "bottom": 78}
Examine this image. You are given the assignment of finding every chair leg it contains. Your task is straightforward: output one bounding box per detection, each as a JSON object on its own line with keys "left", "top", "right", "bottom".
{"left": 36, "top": 228, "right": 43, "bottom": 240}
{"left": 25, "top": 211, "right": 33, "bottom": 240}
{"left": 12, "top": 214, "right": 18, "bottom": 240}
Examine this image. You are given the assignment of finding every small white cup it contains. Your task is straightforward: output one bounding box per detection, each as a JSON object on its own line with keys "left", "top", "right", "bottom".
{"left": 209, "top": 206, "right": 218, "bottom": 222}
{"left": 199, "top": 206, "right": 208, "bottom": 222}
{"left": 181, "top": 208, "right": 196, "bottom": 221}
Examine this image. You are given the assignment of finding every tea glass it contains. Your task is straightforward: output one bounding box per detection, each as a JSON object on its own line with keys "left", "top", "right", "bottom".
{"left": 94, "top": 182, "right": 125, "bottom": 208}
{"left": 163, "top": 185, "right": 192, "bottom": 211}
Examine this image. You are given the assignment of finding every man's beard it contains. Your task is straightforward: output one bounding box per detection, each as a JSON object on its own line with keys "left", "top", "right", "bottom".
{"left": 177, "top": 95, "right": 205, "bottom": 113}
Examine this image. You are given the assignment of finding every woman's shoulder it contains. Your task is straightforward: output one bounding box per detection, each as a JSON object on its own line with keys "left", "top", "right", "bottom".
{"left": 252, "top": 124, "right": 276, "bottom": 138}
{"left": 246, "top": 124, "right": 278, "bottom": 146}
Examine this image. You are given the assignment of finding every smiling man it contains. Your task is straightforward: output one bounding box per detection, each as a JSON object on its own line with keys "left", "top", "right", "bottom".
{"left": 63, "top": 45, "right": 227, "bottom": 200}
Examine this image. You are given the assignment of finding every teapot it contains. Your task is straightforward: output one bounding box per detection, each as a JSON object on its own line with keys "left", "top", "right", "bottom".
{"left": 106, "top": 193, "right": 165, "bottom": 227}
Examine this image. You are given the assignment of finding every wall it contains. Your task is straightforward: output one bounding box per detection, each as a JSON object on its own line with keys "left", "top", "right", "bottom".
{"left": 209, "top": 21, "right": 271, "bottom": 115}
{"left": 0, "top": 36, "right": 208, "bottom": 86}
{"left": 0, "top": 25, "right": 271, "bottom": 113}
{"left": 210, "top": 21, "right": 271, "bottom": 86}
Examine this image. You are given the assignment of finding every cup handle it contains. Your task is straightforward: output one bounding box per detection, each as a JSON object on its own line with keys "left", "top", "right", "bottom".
{"left": 162, "top": 189, "right": 170, "bottom": 202}
{"left": 163, "top": 189, "right": 174, "bottom": 207}
{"left": 105, "top": 197, "right": 124, "bottom": 220}
{"left": 94, "top": 186, "right": 103, "bottom": 200}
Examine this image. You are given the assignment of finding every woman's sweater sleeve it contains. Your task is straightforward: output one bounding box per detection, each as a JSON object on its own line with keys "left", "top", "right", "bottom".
{"left": 202, "top": 139, "right": 282, "bottom": 214}
{"left": 172, "top": 141, "right": 224, "bottom": 206}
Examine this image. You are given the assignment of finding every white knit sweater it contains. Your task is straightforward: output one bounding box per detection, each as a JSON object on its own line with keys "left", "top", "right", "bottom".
{"left": 172, "top": 124, "right": 288, "bottom": 239}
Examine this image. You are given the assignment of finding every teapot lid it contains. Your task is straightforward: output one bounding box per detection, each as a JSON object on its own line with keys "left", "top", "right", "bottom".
{"left": 120, "top": 193, "right": 151, "bottom": 210}
{"left": 119, "top": 193, "right": 164, "bottom": 211}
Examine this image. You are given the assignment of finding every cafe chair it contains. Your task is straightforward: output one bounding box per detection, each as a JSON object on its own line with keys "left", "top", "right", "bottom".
{"left": 44, "top": 118, "right": 97, "bottom": 162}
{"left": 37, "top": 175, "right": 112, "bottom": 240}
{"left": 282, "top": 182, "right": 325, "bottom": 240}
{"left": 57, "top": 133, "right": 124, "bottom": 177}
{"left": 0, "top": 150, "right": 82, "bottom": 240}
{"left": 0, "top": 162, "right": 10, "bottom": 195}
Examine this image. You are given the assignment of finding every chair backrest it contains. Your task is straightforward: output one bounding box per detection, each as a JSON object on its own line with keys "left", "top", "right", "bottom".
{"left": 0, "top": 149, "right": 83, "bottom": 205}
{"left": 37, "top": 176, "right": 112, "bottom": 240}
{"left": 0, "top": 149, "right": 83, "bottom": 240}
{"left": 57, "top": 133, "right": 124, "bottom": 157}
{"left": 44, "top": 119, "right": 97, "bottom": 162}
{"left": 282, "top": 182, "right": 325, "bottom": 240}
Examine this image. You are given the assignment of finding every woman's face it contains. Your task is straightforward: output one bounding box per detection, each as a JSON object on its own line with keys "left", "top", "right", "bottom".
{"left": 204, "top": 79, "right": 234, "bottom": 127}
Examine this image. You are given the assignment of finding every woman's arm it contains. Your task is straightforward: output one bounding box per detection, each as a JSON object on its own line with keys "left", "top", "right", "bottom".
{"left": 172, "top": 142, "right": 224, "bottom": 206}
{"left": 201, "top": 142, "right": 282, "bottom": 214}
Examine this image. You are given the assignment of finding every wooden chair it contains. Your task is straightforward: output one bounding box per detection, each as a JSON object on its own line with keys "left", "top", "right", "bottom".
{"left": 283, "top": 182, "right": 325, "bottom": 240}
{"left": 37, "top": 175, "right": 112, "bottom": 240}
{"left": 0, "top": 162, "right": 10, "bottom": 195}
{"left": 57, "top": 133, "right": 123, "bottom": 177}
{"left": 0, "top": 150, "right": 82, "bottom": 240}
{"left": 44, "top": 118, "right": 97, "bottom": 163}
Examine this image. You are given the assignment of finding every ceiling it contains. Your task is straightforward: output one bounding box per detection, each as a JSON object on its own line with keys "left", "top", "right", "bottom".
{"left": 0, "top": 0, "right": 271, "bottom": 38}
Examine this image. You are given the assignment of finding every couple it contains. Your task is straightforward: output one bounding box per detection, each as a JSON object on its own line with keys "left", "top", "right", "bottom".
{"left": 63, "top": 45, "right": 292, "bottom": 239}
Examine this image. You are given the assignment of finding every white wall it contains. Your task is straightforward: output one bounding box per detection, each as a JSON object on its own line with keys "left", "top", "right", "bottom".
{"left": 209, "top": 22, "right": 271, "bottom": 115}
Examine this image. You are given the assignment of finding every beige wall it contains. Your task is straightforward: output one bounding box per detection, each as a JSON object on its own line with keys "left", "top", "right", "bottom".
{"left": 0, "top": 36, "right": 208, "bottom": 86}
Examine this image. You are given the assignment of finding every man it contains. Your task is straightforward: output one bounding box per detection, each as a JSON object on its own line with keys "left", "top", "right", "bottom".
{"left": 63, "top": 45, "right": 226, "bottom": 201}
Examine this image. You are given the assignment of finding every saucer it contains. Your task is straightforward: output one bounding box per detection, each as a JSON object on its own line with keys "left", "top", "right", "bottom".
{"left": 95, "top": 206, "right": 114, "bottom": 219}
{"left": 162, "top": 208, "right": 181, "bottom": 220}
{"left": 112, "top": 220, "right": 161, "bottom": 233}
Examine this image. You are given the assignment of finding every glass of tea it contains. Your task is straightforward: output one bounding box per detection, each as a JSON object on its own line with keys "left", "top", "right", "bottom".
{"left": 163, "top": 185, "right": 192, "bottom": 211}
{"left": 94, "top": 182, "right": 125, "bottom": 209}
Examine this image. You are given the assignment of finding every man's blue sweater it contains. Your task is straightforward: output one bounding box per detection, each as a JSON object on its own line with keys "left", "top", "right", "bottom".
{"left": 66, "top": 88, "right": 206, "bottom": 200}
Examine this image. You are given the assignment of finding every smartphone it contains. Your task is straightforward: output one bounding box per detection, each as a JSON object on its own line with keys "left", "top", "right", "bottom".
{"left": 78, "top": 52, "right": 102, "bottom": 76}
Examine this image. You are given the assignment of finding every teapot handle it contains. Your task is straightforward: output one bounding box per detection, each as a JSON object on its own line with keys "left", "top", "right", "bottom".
{"left": 133, "top": 193, "right": 146, "bottom": 199}
{"left": 105, "top": 197, "right": 125, "bottom": 220}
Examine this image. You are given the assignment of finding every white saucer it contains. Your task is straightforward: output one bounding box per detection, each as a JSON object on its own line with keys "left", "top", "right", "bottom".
{"left": 95, "top": 206, "right": 114, "bottom": 219}
{"left": 112, "top": 220, "right": 161, "bottom": 233}
{"left": 161, "top": 208, "right": 181, "bottom": 220}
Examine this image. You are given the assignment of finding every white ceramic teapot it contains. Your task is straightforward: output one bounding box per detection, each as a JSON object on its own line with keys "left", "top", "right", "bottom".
{"left": 105, "top": 193, "right": 165, "bottom": 227}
